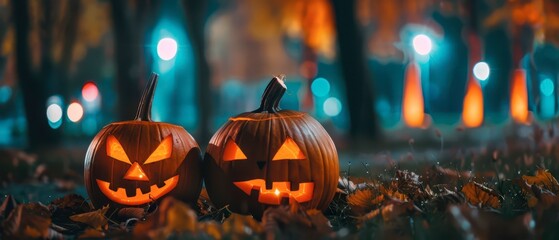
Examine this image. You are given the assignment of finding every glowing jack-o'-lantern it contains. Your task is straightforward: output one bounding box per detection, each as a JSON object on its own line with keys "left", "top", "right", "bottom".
{"left": 84, "top": 73, "right": 202, "bottom": 209}
{"left": 204, "top": 75, "right": 339, "bottom": 217}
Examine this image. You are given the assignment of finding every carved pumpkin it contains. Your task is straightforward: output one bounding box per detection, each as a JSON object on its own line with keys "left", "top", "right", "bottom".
{"left": 204, "top": 75, "right": 339, "bottom": 217}
{"left": 84, "top": 73, "right": 202, "bottom": 209}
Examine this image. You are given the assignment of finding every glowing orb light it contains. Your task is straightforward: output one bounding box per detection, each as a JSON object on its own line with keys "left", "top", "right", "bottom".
{"left": 67, "top": 102, "right": 84, "bottom": 122}
{"left": 412, "top": 34, "right": 432, "bottom": 56}
{"left": 157, "top": 37, "right": 178, "bottom": 61}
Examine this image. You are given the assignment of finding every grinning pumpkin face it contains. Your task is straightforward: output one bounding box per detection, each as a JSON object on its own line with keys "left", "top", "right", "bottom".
{"left": 204, "top": 76, "right": 339, "bottom": 217}
{"left": 85, "top": 73, "right": 202, "bottom": 209}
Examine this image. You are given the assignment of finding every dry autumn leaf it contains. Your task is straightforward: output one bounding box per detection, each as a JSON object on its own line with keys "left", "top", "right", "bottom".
{"left": 133, "top": 197, "right": 199, "bottom": 239}
{"left": 2, "top": 203, "right": 52, "bottom": 239}
{"left": 198, "top": 221, "right": 222, "bottom": 239}
{"left": 461, "top": 182, "right": 503, "bottom": 209}
{"left": 263, "top": 204, "right": 333, "bottom": 239}
{"left": 117, "top": 207, "right": 146, "bottom": 220}
{"left": 514, "top": 179, "right": 539, "bottom": 208}
{"left": 222, "top": 213, "right": 263, "bottom": 238}
{"left": 522, "top": 169, "right": 559, "bottom": 193}
{"left": 360, "top": 200, "right": 420, "bottom": 224}
{"left": 347, "top": 188, "right": 384, "bottom": 215}
{"left": 380, "top": 185, "right": 410, "bottom": 202}
{"left": 69, "top": 205, "right": 108, "bottom": 231}
{"left": 395, "top": 170, "right": 431, "bottom": 201}
{"left": 0, "top": 195, "right": 17, "bottom": 218}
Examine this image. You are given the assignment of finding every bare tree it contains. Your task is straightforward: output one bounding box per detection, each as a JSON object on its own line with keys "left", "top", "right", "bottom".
{"left": 331, "top": 0, "right": 380, "bottom": 142}
{"left": 11, "top": 0, "right": 61, "bottom": 149}
{"left": 110, "top": 0, "right": 160, "bottom": 120}
{"left": 182, "top": 0, "right": 212, "bottom": 143}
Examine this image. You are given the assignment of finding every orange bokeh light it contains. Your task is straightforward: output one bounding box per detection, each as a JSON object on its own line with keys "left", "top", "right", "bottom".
{"left": 510, "top": 69, "right": 529, "bottom": 124}
{"left": 402, "top": 62, "right": 425, "bottom": 128}
{"left": 462, "top": 77, "right": 484, "bottom": 128}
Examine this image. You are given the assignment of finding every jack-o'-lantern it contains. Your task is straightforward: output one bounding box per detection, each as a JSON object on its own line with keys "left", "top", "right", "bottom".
{"left": 84, "top": 73, "right": 202, "bottom": 209}
{"left": 204, "top": 75, "right": 339, "bottom": 217}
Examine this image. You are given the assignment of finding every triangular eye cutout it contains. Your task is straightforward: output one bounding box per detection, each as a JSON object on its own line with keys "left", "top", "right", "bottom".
{"left": 106, "top": 135, "right": 132, "bottom": 164}
{"left": 223, "top": 138, "right": 247, "bottom": 161}
{"left": 144, "top": 135, "right": 173, "bottom": 164}
{"left": 272, "top": 137, "right": 306, "bottom": 161}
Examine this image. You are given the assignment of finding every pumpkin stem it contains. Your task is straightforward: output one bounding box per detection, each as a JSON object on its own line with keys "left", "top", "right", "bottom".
{"left": 134, "top": 72, "right": 158, "bottom": 121}
{"left": 254, "top": 75, "right": 286, "bottom": 113}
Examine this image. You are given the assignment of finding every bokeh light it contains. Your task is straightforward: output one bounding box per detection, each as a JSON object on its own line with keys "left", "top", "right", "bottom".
{"left": 311, "top": 77, "right": 330, "bottom": 97}
{"left": 157, "top": 37, "right": 178, "bottom": 61}
{"left": 0, "top": 86, "right": 12, "bottom": 104}
{"left": 323, "top": 97, "right": 342, "bottom": 117}
{"left": 46, "top": 104, "right": 63, "bottom": 123}
{"left": 67, "top": 102, "right": 84, "bottom": 122}
{"left": 540, "top": 78, "right": 555, "bottom": 97}
{"left": 473, "top": 62, "right": 490, "bottom": 81}
{"left": 412, "top": 34, "right": 432, "bottom": 55}
{"left": 46, "top": 104, "right": 63, "bottom": 129}
{"left": 82, "top": 82, "right": 99, "bottom": 102}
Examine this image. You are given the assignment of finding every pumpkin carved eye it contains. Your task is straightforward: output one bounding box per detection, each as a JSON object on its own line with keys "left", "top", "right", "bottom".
{"left": 223, "top": 138, "right": 247, "bottom": 161}
{"left": 107, "top": 135, "right": 132, "bottom": 164}
{"left": 272, "top": 137, "right": 306, "bottom": 161}
{"left": 144, "top": 135, "right": 173, "bottom": 164}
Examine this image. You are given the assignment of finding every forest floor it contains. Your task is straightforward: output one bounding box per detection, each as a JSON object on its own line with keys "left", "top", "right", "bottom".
{"left": 2, "top": 122, "right": 559, "bottom": 239}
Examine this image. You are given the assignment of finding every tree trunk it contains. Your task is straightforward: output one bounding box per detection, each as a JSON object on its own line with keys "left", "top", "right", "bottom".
{"left": 57, "top": 0, "right": 81, "bottom": 99}
{"left": 110, "top": 0, "right": 161, "bottom": 121}
{"left": 110, "top": 0, "right": 145, "bottom": 121}
{"left": 11, "top": 0, "right": 60, "bottom": 149}
{"left": 331, "top": 0, "right": 380, "bottom": 142}
{"left": 182, "top": 0, "right": 212, "bottom": 144}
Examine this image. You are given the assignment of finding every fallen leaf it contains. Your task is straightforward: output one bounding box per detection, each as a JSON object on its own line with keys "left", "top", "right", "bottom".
{"left": 49, "top": 194, "right": 92, "bottom": 232}
{"left": 117, "top": 207, "right": 146, "bottom": 220}
{"left": 461, "top": 182, "right": 503, "bottom": 209}
{"left": 133, "top": 197, "right": 199, "bottom": 239}
{"left": 338, "top": 177, "right": 357, "bottom": 193}
{"left": 347, "top": 188, "right": 384, "bottom": 215}
{"left": 222, "top": 213, "right": 263, "bottom": 238}
{"left": 531, "top": 184, "right": 559, "bottom": 208}
{"left": 198, "top": 221, "right": 222, "bottom": 239}
{"left": 69, "top": 205, "right": 109, "bottom": 231}
{"left": 522, "top": 169, "right": 559, "bottom": 193}
{"left": 380, "top": 185, "right": 410, "bottom": 202}
{"left": 395, "top": 170, "right": 431, "bottom": 201}
{"left": 2, "top": 203, "right": 52, "bottom": 238}
{"left": 360, "top": 200, "right": 420, "bottom": 223}
{"left": 0, "top": 195, "right": 18, "bottom": 218}
{"left": 514, "top": 179, "right": 539, "bottom": 208}
{"left": 263, "top": 204, "right": 333, "bottom": 239}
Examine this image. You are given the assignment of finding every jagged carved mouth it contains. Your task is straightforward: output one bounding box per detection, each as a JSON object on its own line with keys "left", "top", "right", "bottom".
{"left": 96, "top": 175, "right": 179, "bottom": 205}
{"left": 233, "top": 179, "right": 314, "bottom": 205}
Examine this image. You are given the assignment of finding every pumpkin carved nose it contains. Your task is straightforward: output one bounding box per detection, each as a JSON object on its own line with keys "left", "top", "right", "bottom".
{"left": 124, "top": 162, "right": 149, "bottom": 181}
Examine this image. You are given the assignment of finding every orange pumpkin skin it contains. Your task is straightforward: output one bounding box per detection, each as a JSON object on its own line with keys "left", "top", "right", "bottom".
{"left": 84, "top": 74, "right": 202, "bottom": 209}
{"left": 204, "top": 76, "right": 339, "bottom": 217}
